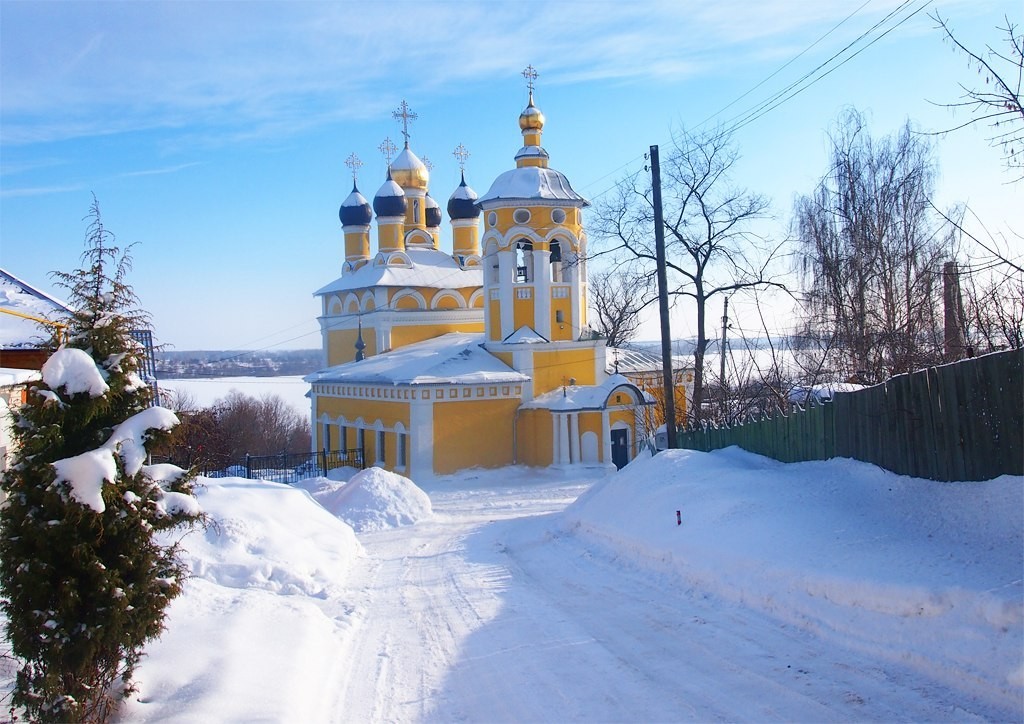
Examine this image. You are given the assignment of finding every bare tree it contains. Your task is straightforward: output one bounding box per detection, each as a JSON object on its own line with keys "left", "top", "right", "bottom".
{"left": 588, "top": 267, "right": 654, "bottom": 348}
{"left": 593, "top": 126, "right": 786, "bottom": 425}
{"left": 932, "top": 13, "right": 1023, "bottom": 181}
{"left": 794, "top": 109, "right": 952, "bottom": 383}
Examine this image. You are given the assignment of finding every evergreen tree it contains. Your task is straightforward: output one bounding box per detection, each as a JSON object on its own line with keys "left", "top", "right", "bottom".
{"left": 0, "top": 199, "right": 202, "bottom": 722}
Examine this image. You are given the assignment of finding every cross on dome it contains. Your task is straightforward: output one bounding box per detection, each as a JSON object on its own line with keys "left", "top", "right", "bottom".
{"left": 522, "top": 65, "right": 539, "bottom": 95}
{"left": 344, "top": 152, "right": 363, "bottom": 182}
{"left": 452, "top": 143, "right": 470, "bottom": 171}
{"left": 378, "top": 136, "right": 398, "bottom": 165}
{"left": 392, "top": 100, "right": 418, "bottom": 144}
{"left": 422, "top": 155, "right": 434, "bottom": 172}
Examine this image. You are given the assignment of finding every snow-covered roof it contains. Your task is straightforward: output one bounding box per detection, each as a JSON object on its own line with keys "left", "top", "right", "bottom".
{"left": 315, "top": 247, "right": 483, "bottom": 296}
{"left": 788, "top": 382, "right": 867, "bottom": 404}
{"left": 477, "top": 166, "right": 589, "bottom": 208}
{"left": 305, "top": 333, "right": 528, "bottom": 387}
{"left": 606, "top": 347, "right": 690, "bottom": 375}
{"left": 0, "top": 366, "right": 40, "bottom": 387}
{"left": 0, "top": 268, "right": 71, "bottom": 349}
{"left": 523, "top": 374, "right": 653, "bottom": 411}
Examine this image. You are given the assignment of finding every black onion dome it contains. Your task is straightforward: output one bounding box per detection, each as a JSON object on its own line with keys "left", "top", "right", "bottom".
{"left": 424, "top": 193, "right": 442, "bottom": 228}
{"left": 447, "top": 172, "right": 481, "bottom": 220}
{"left": 373, "top": 171, "right": 407, "bottom": 218}
{"left": 339, "top": 183, "right": 373, "bottom": 226}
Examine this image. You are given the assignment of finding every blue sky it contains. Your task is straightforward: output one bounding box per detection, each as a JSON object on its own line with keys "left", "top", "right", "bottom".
{"left": 1, "top": 0, "right": 1019, "bottom": 352}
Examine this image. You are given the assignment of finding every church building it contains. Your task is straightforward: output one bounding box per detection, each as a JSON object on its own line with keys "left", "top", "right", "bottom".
{"left": 306, "top": 70, "right": 655, "bottom": 479}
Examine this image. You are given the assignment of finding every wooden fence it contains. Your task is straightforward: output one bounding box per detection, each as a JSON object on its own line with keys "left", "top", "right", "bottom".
{"left": 677, "top": 349, "right": 1023, "bottom": 482}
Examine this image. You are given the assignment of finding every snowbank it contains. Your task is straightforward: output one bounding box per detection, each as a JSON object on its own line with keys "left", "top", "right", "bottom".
{"left": 168, "top": 476, "right": 362, "bottom": 597}
{"left": 562, "top": 447, "right": 1024, "bottom": 709}
{"left": 296, "top": 467, "right": 434, "bottom": 533}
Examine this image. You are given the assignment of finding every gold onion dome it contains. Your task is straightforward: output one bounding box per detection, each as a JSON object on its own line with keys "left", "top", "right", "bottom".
{"left": 389, "top": 143, "right": 430, "bottom": 191}
{"left": 518, "top": 92, "right": 545, "bottom": 131}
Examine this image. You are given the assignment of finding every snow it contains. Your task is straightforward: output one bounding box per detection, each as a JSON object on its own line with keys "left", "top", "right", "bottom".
{"left": 295, "top": 467, "right": 434, "bottom": 532}
{"left": 3, "top": 448, "right": 1020, "bottom": 721}
{"left": 523, "top": 373, "right": 652, "bottom": 410}
{"left": 41, "top": 347, "right": 109, "bottom": 398}
{"left": 306, "top": 332, "right": 529, "bottom": 386}
{"left": 51, "top": 448, "right": 118, "bottom": 512}
{"left": 50, "top": 406, "right": 182, "bottom": 512}
{"left": 477, "top": 166, "right": 589, "bottom": 206}
{"left": 159, "top": 375, "right": 310, "bottom": 416}
{"left": 788, "top": 381, "right": 867, "bottom": 403}
{"left": 315, "top": 246, "right": 483, "bottom": 294}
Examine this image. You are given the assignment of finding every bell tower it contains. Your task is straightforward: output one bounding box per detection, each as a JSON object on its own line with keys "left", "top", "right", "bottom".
{"left": 476, "top": 66, "right": 591, "bottom": 344}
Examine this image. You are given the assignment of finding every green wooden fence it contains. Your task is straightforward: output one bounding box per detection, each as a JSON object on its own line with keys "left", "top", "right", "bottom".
{"left": 677, "top": 348, "right": 1023, "bottom": 482}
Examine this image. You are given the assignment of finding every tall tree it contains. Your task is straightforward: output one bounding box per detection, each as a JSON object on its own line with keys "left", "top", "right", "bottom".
{"left": 794, "top": 109, "right": 951, "bottom": 383}
{"left": 0, "top": 199, "right": 201, "bottom": 722}
{"left": 587, "top": 267, "right": 654, "bottom": 348}
{"left": 593, "top": 126, "right": 785, "bottom": 424}
{"left": 932, "top": 13, "right": 1023, "bottom": 181}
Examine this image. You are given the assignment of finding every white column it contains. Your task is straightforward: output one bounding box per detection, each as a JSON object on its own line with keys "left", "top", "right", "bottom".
{"left": 534, "top": 249, "right": 551, "bottom": 339}
{"left": 409, "top": 398, "right": 433, "bottom": 481}
{"left": 601, "top": 410, "right": 611, "bottom": 465}
{"left": 559, "top": 413, "right": 571, "bottom": 465}
{"left": 498, "top": 251, "right": 514, "bottom": 339}
{"left": 569, "top": 412, "right": 581, "bottom": 464}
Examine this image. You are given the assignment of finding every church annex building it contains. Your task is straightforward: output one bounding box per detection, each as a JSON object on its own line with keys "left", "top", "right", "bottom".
{"left": 306, "top": 71, "right": 674, "bottom": 480}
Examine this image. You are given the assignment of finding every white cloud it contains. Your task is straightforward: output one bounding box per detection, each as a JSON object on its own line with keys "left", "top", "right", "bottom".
{"left": 0, "top": 0, "right": 1002, "bottom": 147}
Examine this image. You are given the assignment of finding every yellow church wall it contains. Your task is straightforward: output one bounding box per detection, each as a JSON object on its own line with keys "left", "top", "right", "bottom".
{"left": 514, "top": 409, "right": 554, "bottom": 467}
{"left": 531, "top": 348, "right": 599, "bottom": 395}
{"left": 577, "top": 412, "right": 604, "bottom": 463}
{"left": 488, "top": 298, "right": 502, "bottom": 341}
{"left": 390, "top": 321, "right": 483, "bottom": 351}
{"left": 513, "top": 293, "right": 535, "bottom": 331}
{"left": 328, "top": 327, "right": 378, "bottom": 366}
{"left": 549, "top": 296, "right": 573, "bottom": 342}
{"left": 432, "top": 398, "right": 520, "bottom": 474}
{"left": 314, "top": 397, "right": 410, "bottom": 429}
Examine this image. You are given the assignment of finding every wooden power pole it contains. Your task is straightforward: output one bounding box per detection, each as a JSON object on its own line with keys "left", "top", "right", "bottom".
{"left": 650, "top": 145, "right": 677, "bottom": 448}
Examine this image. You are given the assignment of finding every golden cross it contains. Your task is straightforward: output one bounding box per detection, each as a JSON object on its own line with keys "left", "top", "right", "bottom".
{"left": 522, "top": 65, "right": 539, "bottom": 94}
{"left": 344, "top": 152, "right": 363, "bottom": 182}
{"left": 392, "top": 100, "right": 418, "bottom": 143}
{"left": 378, "top": 136, "right": 398, "bottom": 165}
{"left": 452, "top": 143, "right": 470, "bottom": 171}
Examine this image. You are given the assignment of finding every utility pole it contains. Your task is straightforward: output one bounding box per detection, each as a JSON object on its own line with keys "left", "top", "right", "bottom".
{"left": 651, "top": 145, "right": 677, "bottom": 448}
{"left": 719, "top": 296, "right": 729, "bottom": 418}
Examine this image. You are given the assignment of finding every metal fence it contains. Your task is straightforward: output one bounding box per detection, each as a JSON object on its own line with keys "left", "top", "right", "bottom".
{"left": 677, "top": 348, "right": 1023, "bottom": 482}
{"left": 189, "top": 448, "right": 365, "bottom": 485}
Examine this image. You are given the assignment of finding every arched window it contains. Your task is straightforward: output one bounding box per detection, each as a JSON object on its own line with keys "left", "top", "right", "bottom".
{"left": 550, "top": 240, "right": 563, "bottom": 282}
{"left": 515, "top": 239, "right": 533, "bottom": 283}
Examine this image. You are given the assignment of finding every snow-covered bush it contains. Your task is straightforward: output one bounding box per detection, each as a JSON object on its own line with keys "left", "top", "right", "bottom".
{"left": 0, "top": 200, "right": 202, "bottom": 722}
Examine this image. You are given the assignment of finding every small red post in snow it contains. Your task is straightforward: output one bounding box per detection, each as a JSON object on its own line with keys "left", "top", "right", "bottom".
{"left": 676, "top": 510, "right": 681, "bottom": 526}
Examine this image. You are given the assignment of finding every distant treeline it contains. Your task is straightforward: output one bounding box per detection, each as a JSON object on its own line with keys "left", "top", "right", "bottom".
{"left": 156, "top": 349, "right": 322, "bottom": 378}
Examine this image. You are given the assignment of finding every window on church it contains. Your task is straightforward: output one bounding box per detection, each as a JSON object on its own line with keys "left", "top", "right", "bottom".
{"left": 397, "top": 433, "right": 408, "bottom": 469}
{"left": 515, "top": 239, "right": 532, "bottom": 283}
{"left": 357, "top": 429, "right": 365, "bottom": 461}
{"left": 550, "top": 240, "right": 562, "bottom": 282}
{"left": 339, "top": 425, "right": 348, "bottom": 451}
{"left": 376, "top": 430, "right": 386, "bottom": 465}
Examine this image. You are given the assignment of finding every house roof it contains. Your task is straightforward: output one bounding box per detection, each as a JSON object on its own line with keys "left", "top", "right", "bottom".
{"left": 305, "top": 333, "right": 528, "bottom": 387}
{"left": 0, "top": 268, "right": 71, "bottom": 349}
{"left": 522, "top": 374, "right": 654, "bottom": 411}
{"left": 606, "top": 346, "right": 690, "bottom": 376}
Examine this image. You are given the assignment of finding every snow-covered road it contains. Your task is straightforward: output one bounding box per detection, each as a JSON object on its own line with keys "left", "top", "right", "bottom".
{"left": 331, "top": 468, "right": 1004, "bottom": 722}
